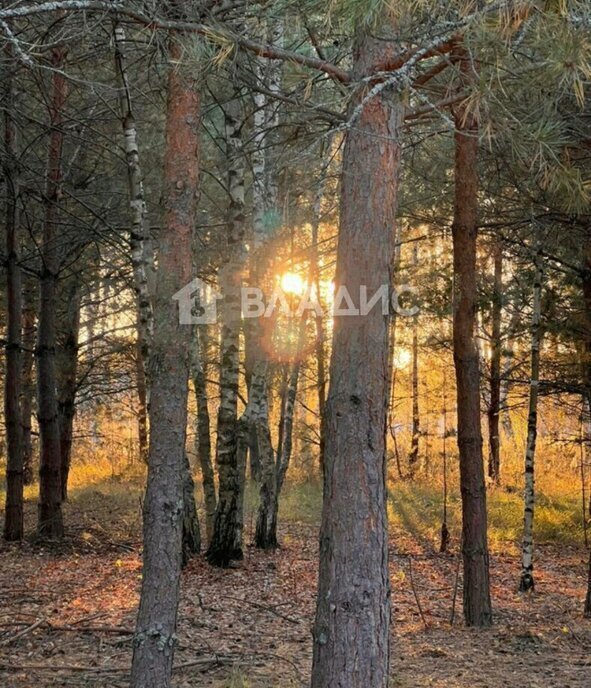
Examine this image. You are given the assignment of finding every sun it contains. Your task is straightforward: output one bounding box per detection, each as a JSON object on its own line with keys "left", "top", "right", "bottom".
{"left": 393, "top": 348, "right": 412, "bottom": 368}
{"left": 280, "top": 271, "right": 306, "bottom": 296}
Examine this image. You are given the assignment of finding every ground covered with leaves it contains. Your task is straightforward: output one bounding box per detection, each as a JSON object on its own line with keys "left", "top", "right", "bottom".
{"left": 0, "top": 482, "right": 589, "bottom": 687}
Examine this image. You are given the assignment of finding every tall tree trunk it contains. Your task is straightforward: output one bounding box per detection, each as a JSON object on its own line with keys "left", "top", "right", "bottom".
{"left": 250, "top": 361, "right": 276, "bottom": 549}
{"left": 206, "top": 88, "right": 246, "bottom": 567}
{"left": 409, "top": 245, "right": 420, "bottom": 475}
{"left": 581, "top": 223, "right": 591, "bottom": 616}
{"left": 248, "top": 23, "right": 284, "bottom": 551}
{"left": 311, "top": 24, "right": 401, "bottom": 688}
{"left": 311, "top": 142, "right": 330, "bottom": 475}
{"left": 244, "top": 21, "right": 283, "bottom": 482}
{"left": 265, "top": 311, "right": 308, "bottom": 545}
{"left": 451, "top": 46, "right": 492, "bottom": 627}
{"left": 3, "top": 42, "right": 24, "bottom": 541}
{"left": 56, "top": 277, "right": 81, "bottom": 501}
{"left": 585, "top": 550, "right": 591, "bottom": 618}
{"left": 440, "top": 364, "right": 450, "bottom": 553}
{"left": 500, "top": 310, "right": 520, "bottom": 438}
{"left": 37, "top": 45, "right": 68, "bottom": 538}
{"left": 192, "top": 324, "right": 216, "bottom": 542}
{"left": 135, "top": 338, "right": 149, "bottom": 463}
{"left": 519, "top": 247, "right": 544, "bottom": 592}
{"left": 488, "top": 241, "right": 503, "bottom": 483}
{"left": 130, "top": 33, "right": 199, "bottom": 688}
{"left": 182, "top": 453, "right": 201, "bottom": 566}
{"left": 21, "top": 282, "right": 36, "bottom": 486}
{"left": 113, "top": 23, "right": 154, "bottom": 463}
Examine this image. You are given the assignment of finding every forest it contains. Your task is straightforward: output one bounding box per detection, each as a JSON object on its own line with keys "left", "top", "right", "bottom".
{"left": 0, "top": 1, "right": 590, "bottom": 687}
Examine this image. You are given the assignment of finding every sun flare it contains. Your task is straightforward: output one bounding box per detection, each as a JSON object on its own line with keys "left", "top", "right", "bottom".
{"left": 280, "top": 271, "right": 306, "bottom": 296}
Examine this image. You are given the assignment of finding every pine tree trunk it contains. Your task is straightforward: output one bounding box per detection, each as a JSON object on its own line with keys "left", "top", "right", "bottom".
{"left": 192, "top": 325, "right": 216, "bottom": 542}
{"left": 37, "top": 45, "right": 68, "bottom": 539}
{"left": 129, "top": 34, "right": 199, "bottom": 688}
{"left": 21, "top": 279, "right": 36, "bottom": 486}
{"left": 311, "top": 25, "right": 401, "bottom": 688}
{"left": 182, "top": 453, "right": 201, "bottom": 566}
{"left": 56, "top": 277, "right": 81, "bottom": 502}
{"left": 3, "top": 43, "right": 24, "bottom": 541}
{"left": 519, "top": 247, "right": 544, "bottom": 593}
{"left": 488, "top": 241, "right": 503, "bottom": 483}
{"left": 207, "top": 89, "right": 246, "bottom": 567}
{"left": 451, "top": 46, "right": 492, "bottom": 627}
{"left": 308, "top": 138, "right": 332, "bottom": 476}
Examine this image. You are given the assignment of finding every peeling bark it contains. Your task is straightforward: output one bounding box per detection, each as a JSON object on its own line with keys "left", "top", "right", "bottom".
{"left": 207, "top": 87, "right": 247, "bottom": 567}
{"left": 519, "top": 246, "right": 544, "bottom": 593}
{"left": 113, "top": 23, "right": 154, "bottom": 463}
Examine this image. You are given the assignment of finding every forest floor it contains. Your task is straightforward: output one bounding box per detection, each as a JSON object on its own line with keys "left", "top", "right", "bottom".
{"left": 0, "top": 479, "right": 590, "bottom": 687}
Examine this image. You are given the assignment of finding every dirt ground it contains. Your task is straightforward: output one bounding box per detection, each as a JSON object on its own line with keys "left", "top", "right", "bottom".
{"left": 0, "top": 488, "right": 589, "bottom": 687}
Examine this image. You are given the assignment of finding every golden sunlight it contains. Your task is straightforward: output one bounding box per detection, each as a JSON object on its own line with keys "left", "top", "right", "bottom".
{"left": 394, "top": 347, "right": 412, "bottom": 368}
{"left": 280, "top": 271, "right": 306, "bottom": 296}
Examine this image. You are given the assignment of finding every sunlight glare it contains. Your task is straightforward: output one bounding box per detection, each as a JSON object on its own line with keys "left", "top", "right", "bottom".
{"left": 280, "top": 271, "right": 306, "bottom": 296}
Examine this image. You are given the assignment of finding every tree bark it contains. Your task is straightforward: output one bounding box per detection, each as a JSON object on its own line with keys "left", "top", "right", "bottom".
{"left": 519, "top": 246, "right": 544, "bottom": 592}
{"left": 585, "top": 549, "right": 591, "bottom": 618}
{"left": 409, "top": 245, "right": 420, "bottom": 475}
{"left": 129, "top": 33, "right": 199, "bottom": 688}
{"left": 135, "top": 338, "right": 149, "bottom": 463}
{"left": 206, "top": 87, "right": 246, "bottom": 567}
{"left": 581, "top": 223, "right": 591, "bottom": 616}
{"left": 192, "top": 324, "right": 216, "bottom": 542}
{"left": 113, "top": 23, "right": 154, "bottom": 464}
{"left": 451, "top": 46, "right": 492, "bottom": 627}
{"left": 499, "top": 310, "right": 520, "bottom": 438}
{"left": 310, "top": 143, "right": 330, "bottom": 475}
{"left": 21, "top": 279, "right": 36, "bottom": 486}
{"left": 265, "top": 311, "right": 308, "bottom": 546}
{"left": 182, "top": 453, "right": 201, "bottom": 566}
{"left": 488, "top": 241, "right": 503, "bottom": 483}
{"left": 311, "top": 24, "right": 401, "bottom": 688}
{"left": 3, "top": 42, "right": 24, "bottom": 541}
{"left": 37, "top": 45, "right": 68, "bottom": 538}
{"left": 244, "top": 21, "right": 283, "bottom": 482}
{"left": 56, "top": 276, "right": 81, "bottom": 501}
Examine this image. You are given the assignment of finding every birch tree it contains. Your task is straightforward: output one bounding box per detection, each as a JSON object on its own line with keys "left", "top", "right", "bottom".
{"left": 113, "top": 22, "right": 154, "bottom": 463}
{"left": 206, "top": 85, "right": 247, "bottom": 567}
{"left": 519, "top": 242, "right": 545, "bottom": 592}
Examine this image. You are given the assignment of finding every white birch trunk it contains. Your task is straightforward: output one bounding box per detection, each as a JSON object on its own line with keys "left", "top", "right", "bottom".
{"left": 206, "top": 87, "right": 247, "bottom": 567}
{"left": 519, "top": 250, "right": 544, "bottom": 592}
